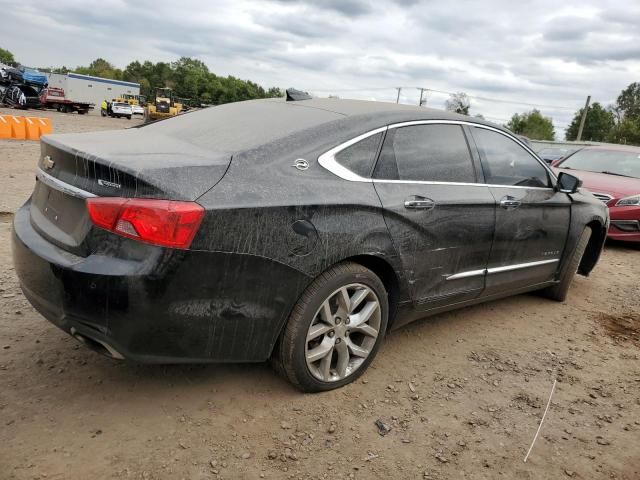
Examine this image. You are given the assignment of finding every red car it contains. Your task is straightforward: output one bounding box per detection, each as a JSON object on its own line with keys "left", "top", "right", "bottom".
{"left": 554, "top": 145, "right": 640, "bottom": 242}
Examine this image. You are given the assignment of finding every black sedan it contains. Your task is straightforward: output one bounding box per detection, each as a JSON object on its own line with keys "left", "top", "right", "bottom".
{"left": 12, "top": 96, "right": 608, "bottom": 392}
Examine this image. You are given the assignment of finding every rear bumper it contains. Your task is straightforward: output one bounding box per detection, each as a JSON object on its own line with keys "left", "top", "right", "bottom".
{"left": 12, "top": 202, "right": 310, "bottom": 363}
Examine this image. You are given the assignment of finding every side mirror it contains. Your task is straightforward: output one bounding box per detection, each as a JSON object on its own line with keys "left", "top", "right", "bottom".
{"left": 557, "top": 171, "right": 582, "bottom": 194}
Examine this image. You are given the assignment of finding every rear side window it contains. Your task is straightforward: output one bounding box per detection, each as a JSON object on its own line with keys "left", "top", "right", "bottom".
{"left": 472, "top": 127, "right": 550, "bottom": 188}
{"left": 334, "top": 132, "right": 383, "bottom": 178}
{"left": 373, "top": 124, "right": 476, "bottom": 183}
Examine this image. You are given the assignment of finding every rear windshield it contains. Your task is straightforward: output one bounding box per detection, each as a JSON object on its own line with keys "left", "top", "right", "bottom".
{"left": 113, "top": 102, "right": 129, "bottom": 107}
{"left": 561, "top": 149, "right": 640, "bottom": 179}
{"left": 144, "top": 99, "right": 342, "bottom": 153}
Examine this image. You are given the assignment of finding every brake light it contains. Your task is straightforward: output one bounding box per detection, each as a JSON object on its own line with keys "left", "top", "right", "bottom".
{"left": 86, "top": 197, "right": 205, "bottom": 249}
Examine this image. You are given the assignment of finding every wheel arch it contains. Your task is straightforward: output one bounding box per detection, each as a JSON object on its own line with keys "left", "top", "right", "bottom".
{"left": 578, "top": 219, "right": 607, "bottom": 276}
{"left": 270, "top": 253, "right": 405, "bottom": 360}
{"left": 343, "top": 254, "right": 403, "bottom": 331}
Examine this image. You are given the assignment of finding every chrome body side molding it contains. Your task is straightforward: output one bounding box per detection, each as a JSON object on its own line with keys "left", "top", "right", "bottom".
{"left": 445, "top": 259, "right": 560, "bottom": 280}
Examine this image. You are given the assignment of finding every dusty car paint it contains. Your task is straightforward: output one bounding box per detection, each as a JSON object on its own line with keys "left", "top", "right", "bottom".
{"left": 12, "top": 98, "right": 609, "bottom": 363}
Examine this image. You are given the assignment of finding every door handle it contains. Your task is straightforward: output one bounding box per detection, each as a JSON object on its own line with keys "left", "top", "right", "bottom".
{"left": 500, "top": 196, "right": 521, "bottom": 210}
{"left": 404, "top": 196, "right": 435, "bottom": 210}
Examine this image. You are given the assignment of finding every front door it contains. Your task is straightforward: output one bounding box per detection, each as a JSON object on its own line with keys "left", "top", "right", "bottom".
{"left": 373, "top": 123, "right": 496, "bottom": 310}
{"left": 469, "top": 126, "right": 571, "bottom": 295}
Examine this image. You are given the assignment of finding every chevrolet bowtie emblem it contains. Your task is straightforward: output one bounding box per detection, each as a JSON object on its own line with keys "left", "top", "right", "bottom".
{"left": 43, "top": 155, "right": 55, "bottom": 170}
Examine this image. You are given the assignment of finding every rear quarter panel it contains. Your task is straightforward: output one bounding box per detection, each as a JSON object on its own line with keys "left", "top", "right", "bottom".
{"left": 194, "top": 128, "right": 411, "bottom": 346}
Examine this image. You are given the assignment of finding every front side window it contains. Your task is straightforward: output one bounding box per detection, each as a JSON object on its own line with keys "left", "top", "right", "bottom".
{"left": 472, "top": 127, "right": 550, "bottom": 188}
{"left": 334, "top": 132, "right": 383, "bottom": 178}
{"left": 373, "top": 124, "right": 476, "bottom": 183}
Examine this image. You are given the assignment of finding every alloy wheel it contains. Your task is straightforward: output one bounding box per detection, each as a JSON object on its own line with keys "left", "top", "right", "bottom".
{"left": 305, "top": 283, "right": 381, "bottom": 382}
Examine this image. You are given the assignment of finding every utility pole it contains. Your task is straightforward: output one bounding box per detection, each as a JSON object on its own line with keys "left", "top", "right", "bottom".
{"left": 576, "top": 95, "right": 591, "bottom": 141}
{"left": 396, "top": 87, "right": 401, "bottom": 104}
{"left": 418, "top": 88, "right": 425, "bottom": 106}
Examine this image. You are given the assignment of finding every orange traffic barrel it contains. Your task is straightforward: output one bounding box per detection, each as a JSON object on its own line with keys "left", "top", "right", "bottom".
{"left": 9, "top": 116, "right": 26, "bottom": 140}
{"left": 0, "top": 115, "right": 51, "bottom": 140}
{"left": 25, "top": 117, "right": 40, "bottom": 140}
{"left": 36, "top": 117, "right": 52, "bottom": 136}
{"left": 0, "top": 115, "right": 10, "bottom": 139}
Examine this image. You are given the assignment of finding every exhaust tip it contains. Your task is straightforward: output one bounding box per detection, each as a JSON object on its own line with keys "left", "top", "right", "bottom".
{"left": 70, "top": 327, "right": 125, "bottom": 360}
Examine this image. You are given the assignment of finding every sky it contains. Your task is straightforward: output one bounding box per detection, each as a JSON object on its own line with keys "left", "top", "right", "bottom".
{"left": 2, "top": 0, "right": 639, "bottom": 137}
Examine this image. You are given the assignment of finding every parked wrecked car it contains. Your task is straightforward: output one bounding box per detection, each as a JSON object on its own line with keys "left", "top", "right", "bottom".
{"left": 2, "top": 84, "right": 41, "bottom": 109}
{"left": 554, "top": 145, "right": 640, "bottom": 242}
{"left": 12, "top": 96, "right": 608, "bottom": 392}
{"left": 0, "top": 63, "right": 11, "bottom": 84}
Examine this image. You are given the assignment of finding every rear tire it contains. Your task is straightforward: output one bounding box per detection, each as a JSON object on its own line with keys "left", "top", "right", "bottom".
{"left": 274, "top": 262, "right": 388, "bottom": 392}
{"left": 541, "top": 226, "right": 592, "bottom": 302}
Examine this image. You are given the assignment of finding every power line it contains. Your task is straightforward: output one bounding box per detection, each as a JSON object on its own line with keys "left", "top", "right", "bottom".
{"left": 308, "top": 86, "right": 580, "bottom": 111}
{"left": 421, "top": 88, "right": 578, "bottom": 111}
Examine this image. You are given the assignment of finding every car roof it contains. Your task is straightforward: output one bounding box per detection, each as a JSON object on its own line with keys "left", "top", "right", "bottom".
{"left": 143, "top": 97, "right": 509, "bottom": 154}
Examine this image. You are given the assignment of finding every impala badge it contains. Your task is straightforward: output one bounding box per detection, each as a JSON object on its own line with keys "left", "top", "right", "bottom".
{"left": 98, "top": 179, "right": 122, "bottom": 189}
{"left": 43, "top": 155, "right": 55, "bottom": 170}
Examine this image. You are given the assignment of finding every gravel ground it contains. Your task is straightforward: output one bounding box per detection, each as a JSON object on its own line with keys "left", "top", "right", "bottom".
{"left": 0, "top": 107, "right": 639, "bottom": 480}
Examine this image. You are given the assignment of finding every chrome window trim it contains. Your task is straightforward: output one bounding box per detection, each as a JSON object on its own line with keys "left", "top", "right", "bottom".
{"left": 317, "top": 126, "right": 387, "bottom": 182}
{"left": 317, "top": 119, "right": 556, "bottom": 189}
{"left": 445, "top": 258, "right": 560, "bottom": 280}
{"left": 36, "top": 169, "right": 96, "bottom": 199}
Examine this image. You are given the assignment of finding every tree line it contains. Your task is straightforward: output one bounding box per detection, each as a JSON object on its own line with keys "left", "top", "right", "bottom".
{"left": 50, "top": 57, "right": 283, "bottom": 106}
{"left": 1, "top": 47, "right": 282, "bottom": 106}
{"left": 444, "top": 84, "right": 640, "bottom": 145}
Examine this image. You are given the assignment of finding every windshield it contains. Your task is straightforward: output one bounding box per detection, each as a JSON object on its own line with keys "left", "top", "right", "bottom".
{"left": 538, "top": 147, "right": 575, "bottom": 157}
{"left": 560, "top": 149, "right": 640, "bottom": 179}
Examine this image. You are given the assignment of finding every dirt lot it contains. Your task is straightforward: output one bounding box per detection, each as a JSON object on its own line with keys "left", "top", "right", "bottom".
{"left": 0, "top": 107, "right": 639, "bottom": 480}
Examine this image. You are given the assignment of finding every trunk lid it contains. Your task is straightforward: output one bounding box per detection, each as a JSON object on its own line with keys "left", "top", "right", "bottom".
{"left": 30, "top": 129, "right": 231, "bottom": 255}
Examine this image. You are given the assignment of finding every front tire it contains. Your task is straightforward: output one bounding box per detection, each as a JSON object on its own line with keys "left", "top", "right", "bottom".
{"left": 541, "top": 226, "right": 592, "bottom": 302}
{"left": 275, "top": 262, "right": 388, "bottom": 392}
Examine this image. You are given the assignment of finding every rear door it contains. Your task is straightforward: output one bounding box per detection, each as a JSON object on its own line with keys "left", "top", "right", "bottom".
{"left": 372, "top": 122, "right": 495, "bottom": 311}
{"left": 469, "top": 126, "right": 571, "bottom": 295}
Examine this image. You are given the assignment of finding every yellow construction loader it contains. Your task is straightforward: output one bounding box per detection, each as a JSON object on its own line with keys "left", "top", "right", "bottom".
{"left": 121, "top": 94, "right": 146, "bottom": 106}
{"left": 144, "top": 88, "right": 180, "bottom": 121}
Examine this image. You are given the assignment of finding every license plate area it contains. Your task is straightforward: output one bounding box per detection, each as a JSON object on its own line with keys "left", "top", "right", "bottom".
{"left": 30, "top": 180, "right": 92, "bottom": 255}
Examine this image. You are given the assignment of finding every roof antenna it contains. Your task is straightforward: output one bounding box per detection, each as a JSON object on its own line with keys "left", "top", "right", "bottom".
{"left": 286, "top": 88, "right": 312, "bottom": 101}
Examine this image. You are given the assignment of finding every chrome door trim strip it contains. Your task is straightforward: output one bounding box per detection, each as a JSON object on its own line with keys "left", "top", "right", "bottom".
{"left": 445, "top": 269, "right": 486, "bottom": 281}
{"left": 487, "top": 258, "right": 559, "bottom": 274}
{"left": 445, "top": 258, "right": 560, "bottom": 280}
{"left": 36, "top": 169, "right": 96, "bottom": 199}
{"left": 317, "top": 119, "right": 557, "bottom": 187}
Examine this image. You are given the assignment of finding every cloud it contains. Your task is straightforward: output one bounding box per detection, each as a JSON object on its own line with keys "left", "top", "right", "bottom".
{"left": 270, "top": 0, "right": 373, "bottom": 17}
{"left": 1, "top": 0, "right": 639, "bottom": 136}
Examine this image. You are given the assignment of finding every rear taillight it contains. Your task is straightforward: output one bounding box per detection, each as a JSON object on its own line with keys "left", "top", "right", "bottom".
{"left": 86, "top": 198, "right": 205, "bottom": 249}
